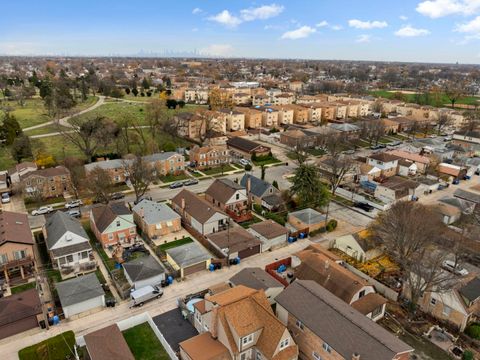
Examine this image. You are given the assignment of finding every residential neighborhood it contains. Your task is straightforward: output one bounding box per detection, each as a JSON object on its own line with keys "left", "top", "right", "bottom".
{"left": 2, "top": 2, "right": 480, "bottom": 360}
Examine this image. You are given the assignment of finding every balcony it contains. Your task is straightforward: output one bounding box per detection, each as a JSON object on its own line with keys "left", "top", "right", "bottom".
{"left": 0, "top": 256, "right": 34, "bottom": 271}
{"left": 60, "top": 260, "right": 97, "bottom": 277}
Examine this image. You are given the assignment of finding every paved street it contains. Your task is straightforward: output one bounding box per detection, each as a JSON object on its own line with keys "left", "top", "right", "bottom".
{"left": 0, "top": 239, "right": 311, "bottom": 359}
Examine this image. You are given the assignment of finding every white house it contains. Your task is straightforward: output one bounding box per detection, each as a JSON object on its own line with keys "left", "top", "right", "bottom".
{"left": 56, "top": 273, "right": 105, "bottom": 318}
{"left": 43, "top": 211, "right": 95, "bottom": 275}
{"left": 330, "top": 231, "right": 383, "bottom": 262}
{"left": 248, "top": 220, "right": 289, "bottom": 252}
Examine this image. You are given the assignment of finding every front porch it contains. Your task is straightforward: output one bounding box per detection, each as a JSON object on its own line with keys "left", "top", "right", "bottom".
{"left": 0, "top": 256, "right": 35, "bottom": 286}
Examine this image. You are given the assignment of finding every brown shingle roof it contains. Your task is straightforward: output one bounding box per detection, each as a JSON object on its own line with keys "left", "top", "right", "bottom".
{"left": 20, "top": 166, "right": 69, "bottom": 180}
{"left": 172, "top": 189, "right": 227, "bottom": 224}
{"left": 91, "top": 202, "right": 131, "bottom": 233}
{"left": 205, "top": 179, "right": 244, "bottom": 205}
{"left": 84, "top": 324, "right": 135, "bottom": 360}
{"left": 0, "top": 288, "right": 41, "bottom": 327}
{"left": 0, "top": 211, "right": 33, "bottom": 246}
{"left": 227, "top": 137, "right": 270, "bottom": 153}
{"left": 249, "top": 220, "right": 288, "bottom": 239}
{"left": 179, "top": 332, "right": 230, "bottom": 360}
{"left": 351, "top": 293, "right": 387, "bottom": 315}
{"left": 294, "top": 250, "right": 370, "bottom": 304}
{"left": 207, "top": 227, "right": 261, "bottom": 254}
{"left": 368, "top": 152, "right": 400, "bottom": 163}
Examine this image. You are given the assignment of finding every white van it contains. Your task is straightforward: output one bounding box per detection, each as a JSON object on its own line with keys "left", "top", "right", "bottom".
{"left": 1, "top": 193, "right": 10, "bottom": 204}
{"left": 129, "top": 285, "right": 163, "bottom": 307}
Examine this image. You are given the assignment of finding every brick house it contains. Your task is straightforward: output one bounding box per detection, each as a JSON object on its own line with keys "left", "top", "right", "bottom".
{"left": 174, "top": 112, "right": 207, "bottom": 140}
{"left": 0, "top": 211, "right": 35, "bottom": 285}
{"left": 227, "top": 137, "right": 271, "bottom": 159}
{"left": 367, "top": 153, "right": 400, "bottom": 178}
{"left": 132, "top": 199, "right": 181, "bottom": 241}
{"left": 205, "top": 179, "right": 251, "bottom": 222}
{"left": 90, "top": 202, "right": 137, "bottom": 248}
{"left": 84, "top": 159, "right": 128, "bottom": 184}
{"left": 21, "top": 166, "right": 72, "bottom": 199}
{"left": 143, "top": 152, "right": 185, "bottom": 176}
{"left": 189, "top": 145, "right": 231, "bottom": 170}
{"left": 276, "top": 280, "right": 413, "bottom": 360}
{"left": 217, "top": 109, "right": 246, "bottom": 132}
{"left": 180, "top": 285, "right": 298, "bottom": 360}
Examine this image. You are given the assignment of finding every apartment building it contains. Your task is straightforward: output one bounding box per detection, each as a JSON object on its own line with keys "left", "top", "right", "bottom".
{"left": 271, "top": 106, "right": 294, "bottom": 125}
{"left": 217, "top": 109, "right": 246, "bottom": 132}
{"left": 189, "top": 145, "right": 231, "bottom": 169}
{"left": 235, "top": 107, "right": 263, "bottom": 129}
{"left": 21, "top": 166, "right": 72, "bottom": 199}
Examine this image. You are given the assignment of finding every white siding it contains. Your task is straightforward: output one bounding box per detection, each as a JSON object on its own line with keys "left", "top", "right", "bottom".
{"left": 63, "top": 295, "right": 105, "bottom": 318}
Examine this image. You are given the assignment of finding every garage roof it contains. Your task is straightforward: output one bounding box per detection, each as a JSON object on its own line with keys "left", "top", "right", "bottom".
{"left": 166, "top": 242, "right": 211, "bottom": 268}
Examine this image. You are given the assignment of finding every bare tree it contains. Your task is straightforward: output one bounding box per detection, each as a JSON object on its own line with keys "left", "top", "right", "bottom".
{"left": 58, "top": 116, "right": 119, "bottom": 162}
{"left": 63, "top": 156, "right": 85, "bottom": 199}
{"left": 361, "top": 120, "right": 386, "bottom": 146}
{"left": 443, "top": 79, "right": 465, "bottom": 108}
{"left": 436, "top": 113, "right": 452, "bottom": 134}
{"left": 86, "top": 167, "right": 114, "bottom": 204}
{"left": 319, "top": 155, "right": 355, "bottom": 196}
{"left": 145, "top": 99, "right": 167, "bottom": 138}
{"left": 123, "top": 156, "right": 155, "bottom": 203}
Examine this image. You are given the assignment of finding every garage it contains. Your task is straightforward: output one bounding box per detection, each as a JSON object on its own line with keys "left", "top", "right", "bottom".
{"left": 183, "top": 261, "right": 208, "bottom": 277}
{"left": 238, "top": 244, "right": 261, "bottom": 259}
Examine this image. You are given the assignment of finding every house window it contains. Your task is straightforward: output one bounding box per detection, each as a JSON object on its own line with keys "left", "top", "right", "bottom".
{"left": 116, "top": 221, "right": 121, "bottom": 227}
{"left": 372, "top": 305, "right": 383, "bottom": 319}
{"left": 236, "top": 194, "right": 240, "bottom": 200}
{"left": 280, "top": 338, "right": 289, "bottom": 350}
{"left": 81, "top": 251, "right": 89, "bottom": 259}
{"left": 59, "top": 257, "right": 66, "bottom": 265}
{"left": 13, "top": 250, "right": 27, "bottom": 260}
{"left": 296, "top": 319, "right": 304, "bottom": 330}
{"left": 129, "top": 228, "right": 136, "bottom": 235}
{"left": 240, "top": 353, "right": 247, "bottom": 360}
{"left": 430, "top": 298, "right": 437, "bottom": 306}
{"left": 322, "top": 343, "right": 332, "bottom": 353}
{"left": 156, "top": 223, "right": 162, "bottom": 230}
{"left": 66, "top": 255, "right": 74, "bottom": 263}
{"left": 256, "top": 352, "right": 262, "bottom": 360}
{"left": 242, "top": 334, "right": 254, "bottom": 346}
{"left": 108, "top": 233, "right": 114, "bottom": 240}
{"left": 358, "top": 290, "right": 366, "bottom": 299}
{"left": 195, "top": 311, "right": 201, "bottom": 323}
{"left": 0, "top": 253, "right": 7, "bottom": 265}
{"left": 312, "top": 352, "right": 322, "bottom": 360}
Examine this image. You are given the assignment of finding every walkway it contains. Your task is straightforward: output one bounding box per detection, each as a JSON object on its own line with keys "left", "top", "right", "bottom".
{"left": 23, "top": 95, "right": 105, "bottom": 132}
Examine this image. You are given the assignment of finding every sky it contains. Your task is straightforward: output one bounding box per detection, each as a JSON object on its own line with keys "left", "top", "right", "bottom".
{"left": 1, "top": 0, "right": 480, "bottom": 64}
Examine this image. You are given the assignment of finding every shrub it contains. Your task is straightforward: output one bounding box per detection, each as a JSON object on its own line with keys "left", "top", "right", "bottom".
{"left": 463, "top": 350, "right": 474, "bottom": 360}
{"left": 265, "top": 212, "right": 286, "bottom": 226}
{"left": 253, "top": 204, "right": 263, "bottom": 214}
{"left": 326, "top": 219, "right": 338, "bottom": 232}
{"left": 244, "top": 164, "right": 252, "bottom": 171}
{"left": 465, "top": 323, "right": 480, "bottom": 339}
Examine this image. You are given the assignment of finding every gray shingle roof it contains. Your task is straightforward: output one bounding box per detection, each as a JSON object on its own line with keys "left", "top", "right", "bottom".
{"left": 454, "top": 189, "right": 480, "bottom": 204}
{"left": 84, "top": 159, "right": 129, "bottom": 172}
{"left": 276, "top": 280, "right": 412, "bottom": 360}
{"left": 122, "top": 255, "right": 166, "bottom": 282}
{"left": 143, "top": 152, "right": 180, "bottom": 162}
{"left": 229, "top": 267, "right": 284, "bottom": 290}
{"left": 240, "top": 174, "right": 272, "bottom": 198}
{"left": 44, "top": 211, "right": 89, "bottom": 250}
{"left": 289, "top": 208, "right": 326, "bottom": 225}
{"left": 459, "top": 277, "right": 480, "bottom": 304}
{"left": 132, "top": 200, "right": 180, "bottom": 225}
{"left": 166, "top": 242, "right": 211, "bottom": 268}
{"left": 56, "top": 273, "right": 104, "bottom": 307}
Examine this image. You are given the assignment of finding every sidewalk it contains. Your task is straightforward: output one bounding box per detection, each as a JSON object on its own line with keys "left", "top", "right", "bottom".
{"left": 0, "top": 239, "right": 310, "bottom": 359}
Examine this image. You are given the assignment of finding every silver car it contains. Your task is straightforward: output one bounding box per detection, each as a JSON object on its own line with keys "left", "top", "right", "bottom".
{"left": 31, "top": 206, "right": 54, "bottom": 216}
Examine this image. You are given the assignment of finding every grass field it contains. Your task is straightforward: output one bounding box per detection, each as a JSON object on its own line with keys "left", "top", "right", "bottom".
{"left": 18, "top": 331, "right": 75, "bottom": 360}
{"left": 10, "top": 281, "right": 37, "bottom": 294}
{"left": 123, "top": 323, "right": 170, "bottom": 360}
{"left": 202, "top": 164, "right": 236, "bottom": 175}
{"left": 159, "top": 237, "right": 193, "bottom": 251}
{"left": 370, "top": 89, "right": 479, "bottom": 107}
{"left": 2, "top": 96, "right": 98, "bottom": 129}
{"left": 24, "top": 124, "right": 71, "bottom": 136}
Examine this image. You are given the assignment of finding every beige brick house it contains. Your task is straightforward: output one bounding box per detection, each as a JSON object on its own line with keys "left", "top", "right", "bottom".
{"left": 189, "top": 145, "right": 231, "bottom": 170}
{"left": 235, "top": 107, "right": 263, "bottom": 129}
{"left": 21, "top": 166, "right": 72, "bottom": 199}
{"left": 132, "top": 200, "right": 181, "bottom": 240}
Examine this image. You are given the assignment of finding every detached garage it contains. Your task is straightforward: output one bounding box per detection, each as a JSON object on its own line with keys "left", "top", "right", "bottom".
{"left": 207, "top": 227, "right": 261, "bottom": 260}
{"left": 123, "top": 255, "right": 166, "bottom": 289}
{"left": 166, "top": 242, "right": 212, "bottom": 278}
{"left": 56, "top": 273, "right": 105, "bottom": 319}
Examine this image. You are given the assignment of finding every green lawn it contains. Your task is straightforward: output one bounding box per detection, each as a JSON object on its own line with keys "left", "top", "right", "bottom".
{"left": 18, "top": 331, "right": 75, "bottom": 360}
{"left": 370, "top": 89, "right": 480, "bottom": 107}
{"left": 0, "top": 146, "right": 15, "bottom": 169}
{"left": 123, "top": 323, "right": 170, "bottom": 360}
{"left": 10, "top": 281, "right": 37, "bottom": 294}
{"left": 202, "top": 164, "right": 236, "bottom": 175}
{"left": 306, "top": 148, "right": 326, "bottom": 156}
{"left": 24, "top": 124, "right": 71, "bottom": 136}
{"left": 253, "top": 157, "right": 282, "bottom": 166}
{"left": 158, "top": 237, "right": 193, "bottom": 251}
{"left": 159, "top": 173, "right": 189, "bottom": 183}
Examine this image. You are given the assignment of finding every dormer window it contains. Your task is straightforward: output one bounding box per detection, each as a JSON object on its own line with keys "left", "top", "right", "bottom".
{"left": 279, "top": 338, "right": 289, "bottom": 350}
{"left": 242, "top": 334, "right": 254, "bottom": 346}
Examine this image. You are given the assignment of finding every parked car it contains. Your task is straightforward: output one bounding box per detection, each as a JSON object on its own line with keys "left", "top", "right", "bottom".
{"left": 64, "top": 199, "right": 83, "bottom": 209}
{"left": 169, "top": 181, "right": 184, "bottom": 189}
{"left": 183, "top": 179, "right": 199, "bottom": 186}
{"left": 1, "top": 193, "right": 10, "bottom": 204}
{"left": 353, "top": 201, "right": 374, "bottom": 212}
{"left": 67, "top": 209, "right": 81, "bottom": 218}
{"left": 442, "top": 260, "right": 469, "bottom": 276}
{"left": 239, "top": 159, "right": 251, "bottom": 166}
{"left": 370, "top": 144, "right": 383, "bottom": 150}
{"left": 31, "top": 206, "right": 54, "bottom": 216}
{"left": 110, "top": 192, "right": 125, "bottom": 200}
{"left": 344, "top": 149, "right": 355, "bottom": 155}
{"left": 129, "top": 285, "right": 163, "bottom": 307}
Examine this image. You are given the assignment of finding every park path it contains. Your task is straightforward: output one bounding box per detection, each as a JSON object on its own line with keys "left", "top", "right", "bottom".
{"left": 23, "top": 95, "right": 105, "bottom": 132}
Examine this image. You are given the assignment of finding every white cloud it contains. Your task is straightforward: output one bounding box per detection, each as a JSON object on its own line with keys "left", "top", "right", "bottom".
{"left": 348, "top": 19, "right": 388, "bottom": 29}
{"left": 281, "top": 26, "right": 316, "bottom": 39}
{"left": 192, "top": 7, "right": 202, "bottom": 15}
{"left": 208, "top": 10, "right": 242, "bottom": 28}
{"left": 416, "top": 0, "right": 480, "bottom": 18}
{"left": 240, "top": 4, "right": 284, "bottom": 21}
{"left": 456, "top": 15, "right": 480, "bottom": 33}
{"left": 395, "top": 25, "right": 431, "bottom": 37}
{"left": 316, "top": 20, "right": 329, "bottom": 28}
{"left": 200, "top": 44, "right": 234, "bottom": 57}
{"left": 356, "top": 34, "right": 372, "bottom": 43}
{"left": 331, "top": 25, "right": 343, "bottom": 31}
{"left": 399, "top": 15, "right": 409, "bottom": 21}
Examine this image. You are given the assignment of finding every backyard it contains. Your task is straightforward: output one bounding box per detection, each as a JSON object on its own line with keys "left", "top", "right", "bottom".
{"left": 18, "top": 331, "right": 76, "bottom": 360}
{"left": 370, "top": 89, "right": 480, "bottom": 108}
{"left": 158, "top": 237, "right": 193, "bottom": 251}
{"left": 123, "top": 322, "right": 170, "bottom": 360}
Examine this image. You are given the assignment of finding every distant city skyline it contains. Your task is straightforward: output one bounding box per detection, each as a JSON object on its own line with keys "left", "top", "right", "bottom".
{"left": 2, "top": 0, "right": 480, "bottom": 64}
